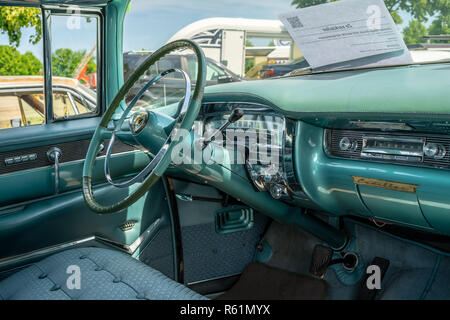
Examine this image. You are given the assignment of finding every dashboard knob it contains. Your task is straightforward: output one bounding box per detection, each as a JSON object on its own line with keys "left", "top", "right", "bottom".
{"left": 269, "top": 183, "right": 284, "bottom": 199}
{"left": 339, "top": 137, "right": 357, "bottom": 151}
{"left": 424, "top": 143, "right": 446, "bottom": 159}
{"left": 263, "top": 174, "right": 272, "bottom": 184}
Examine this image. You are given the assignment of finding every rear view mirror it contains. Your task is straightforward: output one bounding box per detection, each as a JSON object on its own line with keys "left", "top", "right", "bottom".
{"left": 217, "top": 75, "right": 233, "bottom": 83}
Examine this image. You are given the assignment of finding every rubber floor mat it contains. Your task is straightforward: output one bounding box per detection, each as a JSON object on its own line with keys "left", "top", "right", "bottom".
{"left": 216, "top": 262, "right": 327, "bottom": 300}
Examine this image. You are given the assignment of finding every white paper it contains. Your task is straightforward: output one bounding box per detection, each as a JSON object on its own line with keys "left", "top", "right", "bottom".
{"left": 279, "top": 0, "right": 412, "bottom": 70}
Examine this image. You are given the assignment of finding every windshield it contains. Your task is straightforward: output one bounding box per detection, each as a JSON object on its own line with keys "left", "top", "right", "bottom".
{"left": 124, "top": 0, "right": 450, "bottom": 78}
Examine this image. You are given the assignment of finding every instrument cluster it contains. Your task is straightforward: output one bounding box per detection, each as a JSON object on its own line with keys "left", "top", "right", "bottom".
{"left": 200, "top": 102, "right": 308, "bottom": 202}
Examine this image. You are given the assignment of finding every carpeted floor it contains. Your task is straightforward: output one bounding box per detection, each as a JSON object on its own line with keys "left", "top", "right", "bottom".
{"left": 255, "top": 218, "right": 450, "bottom": 300}
{"left": 216, "top": 262, "right": 327, "bottom": 300}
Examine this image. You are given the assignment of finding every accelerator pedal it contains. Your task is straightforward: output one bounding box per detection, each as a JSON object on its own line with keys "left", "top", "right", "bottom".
{"left": 309, "top": 244, "right": 334, "bottom": 278}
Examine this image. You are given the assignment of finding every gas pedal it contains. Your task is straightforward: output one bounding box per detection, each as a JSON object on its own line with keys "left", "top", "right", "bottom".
{"left": 309, "top": 244, "right": 333, "bottom": 278}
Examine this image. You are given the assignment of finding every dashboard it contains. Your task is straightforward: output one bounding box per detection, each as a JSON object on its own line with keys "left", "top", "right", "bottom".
{"left": 200, "top": 107, "right": 450, "bottom": 237}
{"left": 175, "top": 62, "right": 450, "bottom": 238}
{"left": 197, "top": 99, "right": 450, "bottom": 237}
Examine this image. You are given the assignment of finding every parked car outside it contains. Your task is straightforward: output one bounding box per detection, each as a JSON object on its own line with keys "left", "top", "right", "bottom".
{"left": 259, "top": 57, "right": 310, "bottom": 78}
{"left": 123, "top": 51, "right": 242, "bottom": 105}
{"left": 0, "top": 76, "right": 97, "bottom": 129}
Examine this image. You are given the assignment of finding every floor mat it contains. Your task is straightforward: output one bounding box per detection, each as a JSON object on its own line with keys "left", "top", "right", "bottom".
{"left": 216, "top": 262, "right": 327, "bottom": 300}
{"left": 172, "top": 179, "right": 269, "bottom": 285}
{"left": 181, "top": 217, "right": 268, "bottom": 284}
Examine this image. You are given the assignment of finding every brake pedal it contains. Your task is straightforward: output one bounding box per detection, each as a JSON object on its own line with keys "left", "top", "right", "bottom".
{"left": 309, "top": 244, "right": 333, "bottom": 277}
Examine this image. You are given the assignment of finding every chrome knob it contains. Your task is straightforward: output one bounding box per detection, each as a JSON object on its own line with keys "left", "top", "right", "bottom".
{"left": 269, "top": 183, "right": 284, "bottom": 199}
{"left": 339, "top": 137, "right": 357, "bottom": 151}
{"left": 263, "top": 174, "right": 272, "bottom": 184}
{"left": 424, "top": 143, "right": 446, "bottom": 159}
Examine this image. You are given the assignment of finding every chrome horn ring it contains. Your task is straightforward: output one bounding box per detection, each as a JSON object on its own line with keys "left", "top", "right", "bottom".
{"left": 104, "top": 68, "right": 191, "bottom": 188}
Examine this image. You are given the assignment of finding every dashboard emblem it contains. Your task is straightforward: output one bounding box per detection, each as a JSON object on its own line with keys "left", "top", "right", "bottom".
{"left": 352, "top": 176, "right": 419, "bottom": 193}
{"left": 131, "top": 112, "right": 148, "bottom": 135}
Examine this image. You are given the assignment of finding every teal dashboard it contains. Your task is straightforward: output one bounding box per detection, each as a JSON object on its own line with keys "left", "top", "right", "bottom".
{"left": 175, "top": 62, "right": 450, "bottom": 237}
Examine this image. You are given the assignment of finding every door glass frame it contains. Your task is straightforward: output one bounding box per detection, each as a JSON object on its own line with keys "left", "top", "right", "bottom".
{"left": 42, "top": 6, "right": 104, "bottom": 123}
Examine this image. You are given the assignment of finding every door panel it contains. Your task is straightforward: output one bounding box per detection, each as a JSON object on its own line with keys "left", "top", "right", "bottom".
{"left": 0, "top": 181, "right": 166, "bottom": 258}
{"left": 0, "top": 142, "right": 146, "bottom": 206}
{"left": 0, "top": 119, "right": 176, "bottom": 281}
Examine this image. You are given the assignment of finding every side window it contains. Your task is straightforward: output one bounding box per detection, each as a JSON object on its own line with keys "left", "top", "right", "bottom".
{"left": 51, "top": 15, "right": 98, "bottom": 119}
{"left": 0, "top": 6, "right": 44, "bottom": 130}
{"left": 0, "top": 6, "right": 100, "bottom": 131}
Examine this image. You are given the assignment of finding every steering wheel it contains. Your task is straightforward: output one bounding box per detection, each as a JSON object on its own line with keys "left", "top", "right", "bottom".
{"left": 82, "top": 40, "right": 206, "bottom": 213}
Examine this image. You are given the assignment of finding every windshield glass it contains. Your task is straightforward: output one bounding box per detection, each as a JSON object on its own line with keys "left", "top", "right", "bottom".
{"left": 124, "top": 0, "right": 450, "bottom": 78}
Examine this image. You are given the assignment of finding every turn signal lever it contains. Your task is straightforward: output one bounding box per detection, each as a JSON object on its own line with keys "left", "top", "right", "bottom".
{"left": 47, "top": 147, "right": 62, "bottom": 194}
{"left": 202, "top": 108, "right": 244, "bottom": 149}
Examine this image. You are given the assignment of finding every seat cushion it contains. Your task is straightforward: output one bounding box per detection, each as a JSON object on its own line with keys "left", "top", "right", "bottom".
{"left": 0, "top": 247, "right": 206, "bottom": 300}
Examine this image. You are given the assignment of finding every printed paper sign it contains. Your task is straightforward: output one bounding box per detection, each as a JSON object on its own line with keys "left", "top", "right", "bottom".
{"left": 279, "top": 0, "right": 412, "bottom": 70}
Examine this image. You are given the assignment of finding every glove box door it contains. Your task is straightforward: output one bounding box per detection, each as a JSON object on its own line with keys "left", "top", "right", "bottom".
{"left": 357, "top": 184, "right": 432, "bottom": 230}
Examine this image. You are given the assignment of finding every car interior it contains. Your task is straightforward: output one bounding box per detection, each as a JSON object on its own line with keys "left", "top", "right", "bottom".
{"left": 1, "top": 0, "right": 450, "bottom": 301}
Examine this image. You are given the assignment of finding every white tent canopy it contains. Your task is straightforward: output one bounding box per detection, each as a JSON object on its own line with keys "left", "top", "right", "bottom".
{"left": 168, "top": 17, "right": 291, "bottom": 43}
{"left": 167, "top": 18, "right": 292, "bottom": 76}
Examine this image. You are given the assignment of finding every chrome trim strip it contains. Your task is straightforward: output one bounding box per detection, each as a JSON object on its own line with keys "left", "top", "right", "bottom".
{"left": 0, "top": 236, "right": 95, "bottom": 267}
{"left": 97, "top": 218, "right": 161, "bottom": 255}
{"left": 0, "top": 220, "right": 161, "bottom": 268}
{"left": 129, "top": 218, "right": 161, "bottom": 253}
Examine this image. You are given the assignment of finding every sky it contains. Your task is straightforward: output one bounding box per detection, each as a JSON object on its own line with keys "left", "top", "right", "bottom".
{"left": 122, "top": 0, "right": 419, "bottom": 52}
{"left": 1, "top": 0, "right": 422, "bottom": 61}
{"left": 123, "top": 0, "right": 296, "bottom": 52}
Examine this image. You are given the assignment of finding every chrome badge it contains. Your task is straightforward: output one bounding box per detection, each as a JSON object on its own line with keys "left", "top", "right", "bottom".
{"left": 130, "top": 111, "right": 148, "bottom": 135}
